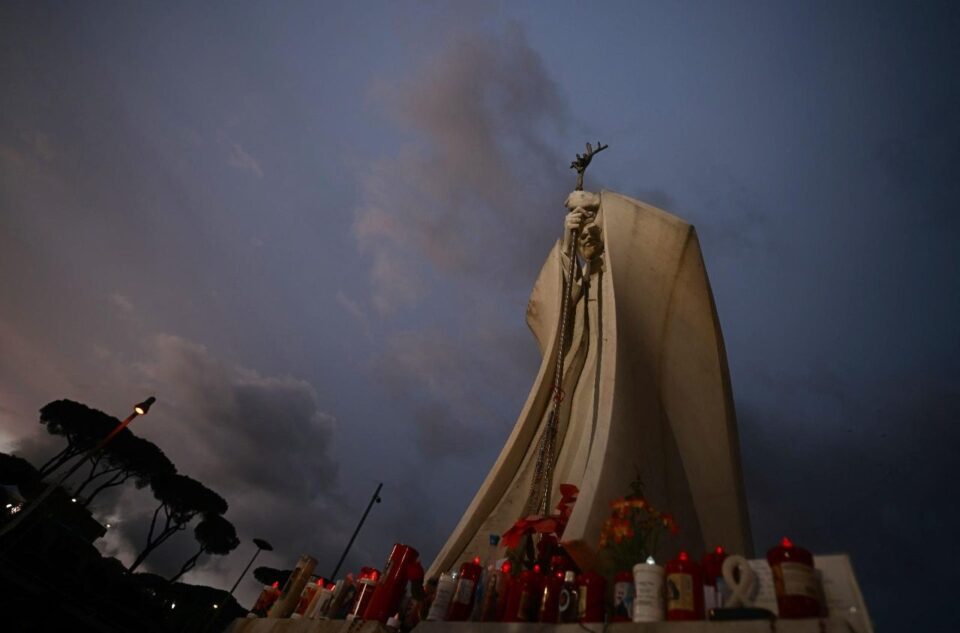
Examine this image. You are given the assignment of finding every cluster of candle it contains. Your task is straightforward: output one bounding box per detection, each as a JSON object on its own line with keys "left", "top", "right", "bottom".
{"left": 246, "top": 545, "right": 422, "bottom": 628}
{"left": 247, "top": 536, "right": 822, "bottom": 630}
{"left": 423, "top": 553, "right": 607, "bottom": 624}
{"left": 424, "top": 536, "right": 823, "bottom": 626}
{"left": 621, "top": 537, "right": 823, "bottom": 622}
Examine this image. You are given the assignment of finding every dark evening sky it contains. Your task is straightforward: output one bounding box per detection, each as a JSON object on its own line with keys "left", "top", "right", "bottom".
{"left": 1, "top": 2, "right": 957, "bottom": 630}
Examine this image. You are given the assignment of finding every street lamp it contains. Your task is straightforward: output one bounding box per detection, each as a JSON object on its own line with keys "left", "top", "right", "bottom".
{"left": 329, "top": 482, "right": 382, "bottom": 580}
{"left": 230, "top": 537, "right": 274, "bottom": 595}
{"left": 134, "top": 396, "right": 155, "bottom": 416}
{"left": 0, "top": 397, "right": 157, "bottom": 543}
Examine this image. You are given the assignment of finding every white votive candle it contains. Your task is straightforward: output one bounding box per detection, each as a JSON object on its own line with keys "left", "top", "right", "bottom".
{"left": 633, "top": 558, "right": 665, "bottom": 622}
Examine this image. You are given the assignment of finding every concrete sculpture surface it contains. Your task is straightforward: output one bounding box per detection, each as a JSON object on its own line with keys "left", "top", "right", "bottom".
{"left": 428, "top": 190, "right": 752, "bottom": 577}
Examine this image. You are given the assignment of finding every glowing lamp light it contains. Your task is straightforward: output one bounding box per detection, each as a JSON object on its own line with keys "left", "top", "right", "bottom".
{"left": 5, "top": 503, "right": 11, "bottom": 508}
{"left": 171, "top": 603, "right": 176, "bottom": 610}
{"left": 272, "top": 582, "right": 279, "bottom": 589}
{"left": 71, "top": 498, "right": 77, "bottom": 503}
{"left": 646, "top": 556, "right": 656, "bottom": 565}
{"left": 781, "top": 536, "right": 794, "bottom": 548}
{"left": 473, "top": 556, "right": 481, "bottom": 565}
{"left": 213, "top": 603, "right": 219, "bottom": 609}
{"left": 134, "top": 396, "right": 156, "bottom": 416}
{"left": 533, "top": 564, "right": 542, "bottom": 574}
{"left": 679, "top": 551, "right": 689, "bottom": 561}
{"left": 715, "top": 546, "right": 725, "bottom": 555}
{"left": 500, "top": 561, "right": 512, "bottom": 574}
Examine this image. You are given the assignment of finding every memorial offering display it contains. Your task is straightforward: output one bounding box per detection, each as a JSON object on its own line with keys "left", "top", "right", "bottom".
{"left": 231, "top": 145, "right": 873, "bottom": 633}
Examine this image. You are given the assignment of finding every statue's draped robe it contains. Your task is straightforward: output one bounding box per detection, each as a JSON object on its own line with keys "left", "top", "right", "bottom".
{"left": 427, "top": 192, "right": 752, "bottom": 577}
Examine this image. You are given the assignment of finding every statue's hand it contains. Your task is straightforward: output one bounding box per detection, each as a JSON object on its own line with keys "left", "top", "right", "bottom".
{"left": 562, "top": 208, "right": 590, "bottom": 252}
{"left": 564, "top": 208, "right": 590, "bottom": 232}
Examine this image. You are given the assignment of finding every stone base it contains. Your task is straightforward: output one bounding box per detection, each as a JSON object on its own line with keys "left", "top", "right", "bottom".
{"left": 229, "top": 619, "right": 855, "bottom": 633}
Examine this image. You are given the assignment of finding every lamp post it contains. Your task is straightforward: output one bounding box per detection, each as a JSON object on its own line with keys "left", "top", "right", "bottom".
{"left": 230, "top": 537, "right": 274, "bottom": 595}
{"left": 329, "top": 482, "right": 382, "bottom": 580}
{"left": 0, "top": 397, "right": 156, "bottom": 542}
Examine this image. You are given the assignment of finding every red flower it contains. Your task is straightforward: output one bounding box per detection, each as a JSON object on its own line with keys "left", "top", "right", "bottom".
{"left": 501, "top": 484, "right": 580, "bottom": 550}
{"left": 501, "top": 516, "right": 538, "bottom": 549}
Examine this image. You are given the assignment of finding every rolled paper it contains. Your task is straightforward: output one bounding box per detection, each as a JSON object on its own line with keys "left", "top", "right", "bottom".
{"left": 302, "top": 583, "right": 326, "bottom": 619}
{"left": 721, "top": 555, "right": 757, "bottom": 608}
{"left": 632, "top": 562, "right": 665, "bottom": 622}
{"left": 268, "top": 555, "right": 317, "bottom": 618}
{"left": 293, "top": 581, "right": 320, "bottom": 618}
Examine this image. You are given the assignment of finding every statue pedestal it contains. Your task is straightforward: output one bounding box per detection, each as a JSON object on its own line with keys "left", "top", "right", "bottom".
{"left": 228, "top": 620, "right": 856, "bottom": 633}
{"left": 227, "top": 619, "right": 390, "bottom": 633}
{"left": 417, "top": 621, "right": 856, "bottom": 633}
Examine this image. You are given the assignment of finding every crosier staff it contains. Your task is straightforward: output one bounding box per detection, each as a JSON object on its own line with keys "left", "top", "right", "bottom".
{"left": 525, "top": 142, "right": 608, "bottom": 517}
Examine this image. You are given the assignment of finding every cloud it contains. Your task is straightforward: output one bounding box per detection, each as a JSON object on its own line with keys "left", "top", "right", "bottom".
{"left": 354, "top": 25, "right": 570, "bottom": 315}
{"left": 128, "top": 334, "right": 347, "bottom": 573}
{"left": 335, "top": 290, "right": 372, "bottom": 340}
{"left": 347, "top": 27, "right": 570, "bottom": 533}
{"left": 228, "top": 141, "right": 264, "bottom": 178}
{"left": 9, "top": 327, "right": 349, "bottom": 593}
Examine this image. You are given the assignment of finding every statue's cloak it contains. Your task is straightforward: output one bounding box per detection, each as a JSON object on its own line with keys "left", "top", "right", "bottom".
{"left": 427, "top": 191, "right": 752, "bottom": 577}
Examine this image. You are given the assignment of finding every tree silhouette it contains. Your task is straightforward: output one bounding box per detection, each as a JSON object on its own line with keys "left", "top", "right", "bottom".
{"left": 129, "top": 473, "right": 227, "bottom": 572}
{"left": 0, "top": 452, "right": 41, "bottom": 488}
{"left": 36, "top": 400, "right": 118, "bottom": 476}
{"left": 253, "top": 566, "right": 292, "bottom": 587}
{"left": 168, "top": 514, "right": 240, "bottom": 583}
{"left": 76, "top": 434, "right": 176, "bottom": 507}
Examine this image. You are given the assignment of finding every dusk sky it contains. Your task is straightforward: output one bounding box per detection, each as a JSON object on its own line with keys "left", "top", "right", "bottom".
{"left": 2, "top": 2, "right": 957, "bottom": 630}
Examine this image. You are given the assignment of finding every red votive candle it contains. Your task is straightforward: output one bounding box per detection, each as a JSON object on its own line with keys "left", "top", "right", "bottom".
{"left": 538, "top": 569, "right": 565, "bottom": 623}
{"left": 766, "top": 537, "right": 821, "bottom": 618}
{"left": 363, "top": 543, "right": 420, "bottom": 623}
{"left": 446, "top": 558, "right": 483, "bottom": 621}
{"left": 504, "top": 568, "right": 542, "bottom": 622}
{"left": 612, "top": 570, "right": 634, "bottom": 621}
{"left": 577, "top": 571, "right": 605, "bottom": 622}
{"left": 701, "top": 546, "right": 727, "bottom": 610}
{"left": 665, "top": 550, "right": 704, "bottom": 620}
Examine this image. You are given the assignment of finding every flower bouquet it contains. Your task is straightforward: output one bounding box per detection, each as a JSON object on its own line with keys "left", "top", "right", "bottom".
{"left": 598, "top": 478, "right": 679, "bottom": 573}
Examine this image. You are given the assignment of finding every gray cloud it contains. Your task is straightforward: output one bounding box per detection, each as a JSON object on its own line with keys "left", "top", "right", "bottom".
{"left": 354, "top": 26, "right": 570, "bottom": 315}
{"left": 6, "top": 319, "right": 349, "bottom": 596}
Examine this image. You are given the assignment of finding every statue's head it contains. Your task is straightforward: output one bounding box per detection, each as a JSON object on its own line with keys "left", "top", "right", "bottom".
{"left": 565, "top": 190, "right": 600, "bottom": 212}
{"left": 565, "top": 190, "right": 604, "bottom": 261}
{"left": 578, "top": 214, "right": 604, "bottom": 261}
